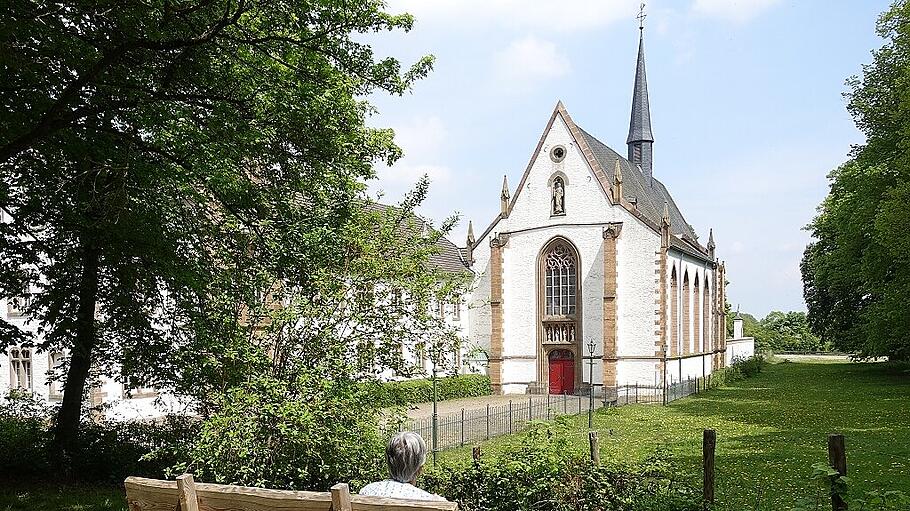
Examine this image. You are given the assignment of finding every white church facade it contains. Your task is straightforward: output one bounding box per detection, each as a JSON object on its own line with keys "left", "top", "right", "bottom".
{"left": 459, "top": 30, "right": 747, "bottom": 396}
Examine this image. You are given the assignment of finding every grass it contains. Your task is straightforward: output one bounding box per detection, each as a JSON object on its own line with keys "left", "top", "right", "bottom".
{"left": 435, "top": 360, "right": 910, "bottom": 510}
{"left": 0, "top": 482, "right": 126, "bottom": 511}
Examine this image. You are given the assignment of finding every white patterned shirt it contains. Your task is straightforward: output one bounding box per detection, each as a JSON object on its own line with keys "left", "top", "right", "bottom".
{"left": 358, "top": 480, "right": 447, "bottom": 502}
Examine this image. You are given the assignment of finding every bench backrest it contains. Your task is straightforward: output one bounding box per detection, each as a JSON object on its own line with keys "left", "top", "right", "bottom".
{"left": 124, "top": 474, "right": 457, "bottom": 511}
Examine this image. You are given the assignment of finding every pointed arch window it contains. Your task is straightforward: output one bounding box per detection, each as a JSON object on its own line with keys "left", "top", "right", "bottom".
{"left": 9, "top": 347, "right": 32, "bottom": 391}
{"left": 545, "top": 243, "right": 577, "bottom": 316}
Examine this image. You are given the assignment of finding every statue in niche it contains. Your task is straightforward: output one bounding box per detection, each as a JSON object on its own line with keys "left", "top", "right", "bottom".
{"left": 552, "top": 177, "right": 565, "bottom": 215}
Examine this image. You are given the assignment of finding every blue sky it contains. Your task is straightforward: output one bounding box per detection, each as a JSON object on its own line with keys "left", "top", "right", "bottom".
{"left": 365, "top": 0, "right": 889, "bottom": 318}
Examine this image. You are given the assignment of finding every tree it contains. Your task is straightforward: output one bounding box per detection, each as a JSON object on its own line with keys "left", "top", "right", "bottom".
{"left": 802, "top": 0, "right": 910, "bottom": 360}
{"left": 0, "top": 0, "right": 442, "bottom": 458}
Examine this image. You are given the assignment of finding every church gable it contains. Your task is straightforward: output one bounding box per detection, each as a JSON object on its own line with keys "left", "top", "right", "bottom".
{"left": 504, "top": 103, "right": 620, "bottom": 229}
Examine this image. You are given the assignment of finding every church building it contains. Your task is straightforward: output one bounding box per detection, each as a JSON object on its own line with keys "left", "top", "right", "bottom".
{"left": 462, "top": 27, "right": 746, "bottom": 396}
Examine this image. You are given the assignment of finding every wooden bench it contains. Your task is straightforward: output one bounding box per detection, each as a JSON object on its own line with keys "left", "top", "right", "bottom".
{"left": 125, "top": 474, "right": 458, "bottom": 511}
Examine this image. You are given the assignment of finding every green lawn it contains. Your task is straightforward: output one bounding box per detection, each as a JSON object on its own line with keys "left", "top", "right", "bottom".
{"left": 0, "top": 483, "right": 126, "bottom": 511}
{"left": 436, "top": 360, "right": 910, "bottom": 510}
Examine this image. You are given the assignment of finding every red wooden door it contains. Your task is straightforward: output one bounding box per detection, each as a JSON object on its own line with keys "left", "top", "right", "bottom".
{"left": 548, "top": 350, "right": 575, "bottom": 394}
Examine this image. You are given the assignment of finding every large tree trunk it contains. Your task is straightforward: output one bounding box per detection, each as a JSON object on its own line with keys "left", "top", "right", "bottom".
{"left": 52, "top": 234, "right": 101, "bottom": 457}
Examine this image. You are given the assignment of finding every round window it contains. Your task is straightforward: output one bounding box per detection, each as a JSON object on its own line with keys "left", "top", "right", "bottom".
{"left": 550, "top": 145, "right": 567, "bottom": 163}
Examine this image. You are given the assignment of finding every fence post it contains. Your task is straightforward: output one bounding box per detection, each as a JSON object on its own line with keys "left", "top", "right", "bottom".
{"left": 176, "top": 474, "right": 199, "bottom": 511}
{"left": 828, "top": 434, "right": 848, "bottom": 511}
{"left": 703, "top": 429, "right": 716, "bottom": 509}
{"left": 563, "top": 392, "right": 567, "bottom": 414}
{"left": 589, "top": 431, "right": 599, "bottom": 464}
{"left": 460, "top": 408, "right": 465, "bottom": 447}
{"left": 635, "top": 382, "right": 639, "bottom": 404}
{"left": 547, "top": 393, "right": 551, "bottom": 420}
{"left": 509, "top": 400, "right": 513, "bottom": 434}
{"left": 331, "top": 483, "right": 353, "bottom": 511}
{"left": 486, "top": 404, "right": 490, "bottom": 441}
{"left": 529, "top": 396, "right": 533, "bottom": 422}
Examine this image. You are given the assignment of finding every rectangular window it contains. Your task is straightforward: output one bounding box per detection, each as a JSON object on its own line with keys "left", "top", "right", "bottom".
{"left": 48, "top": 352, "right": 64, "bottom": 400}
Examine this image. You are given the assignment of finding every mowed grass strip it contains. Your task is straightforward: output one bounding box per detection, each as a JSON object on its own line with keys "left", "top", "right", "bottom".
{"left": 435, "top": 361, "right": 910, "bottom": 510}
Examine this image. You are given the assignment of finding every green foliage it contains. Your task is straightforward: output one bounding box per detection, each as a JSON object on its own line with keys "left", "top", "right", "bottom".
{"left": 728, "top": 311, "right": 826, "bottom": 353}
{"left": 789, "top": 462, "right": 909, "bottom": 511}
{"left": 367, "top": 375, "right": 491, "bottom": 407}
{"left": 0, "top": 0, "right": 443, "bottom": 452}
{"left": 423, "top": 417, "right": 701, "bottom": 511}
{"left": 706, "top": 355, "right": 765, "bottom": 387}
{"left": 180, "top": 373, "right": 390, "bottom": 490}
{"left": 0, "top": 391, "right": 53, "bottom": 479}
{"left": 0, "top": 391, "right": 196, "bottom": 484}
{"left": 802, "top": 1, "right": 910, "bottom": 360}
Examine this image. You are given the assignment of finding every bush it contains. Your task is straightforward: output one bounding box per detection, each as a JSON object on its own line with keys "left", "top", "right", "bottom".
{"left": 182, "top": 374, "right": 390, "bottom": 490}
{"left": 0, "top": 391, "right": 53, "bottom": 479}
{"left": 422, "top": 417, "right": 701, "bottom": 511}
{"left": 367, "top": 374, "right": 491, "bottom": 407}
{"left": 706, "top": 355, "right": 765, "bottom": 388}
{"left": 0, "top": 390, "right": 197, "bottom": 484}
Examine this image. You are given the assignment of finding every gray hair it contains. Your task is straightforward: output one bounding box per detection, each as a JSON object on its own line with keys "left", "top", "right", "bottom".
{"left": 386, "top": 431, "right": 427, "bottom": 483}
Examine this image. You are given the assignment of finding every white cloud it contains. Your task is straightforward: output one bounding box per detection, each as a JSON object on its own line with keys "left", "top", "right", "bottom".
{"left": 386, "top": 0, "right": 640, "bottom": 32}
{"left": 691, "top": 0, "right": 781, "bottom": 23}
{"left": 494, "top": 37, "right": 571, "bottom": 88}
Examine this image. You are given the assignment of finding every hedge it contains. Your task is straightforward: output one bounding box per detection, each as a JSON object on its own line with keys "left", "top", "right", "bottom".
{"left": 368, "top": 374, "right": 491, "bottom": 407}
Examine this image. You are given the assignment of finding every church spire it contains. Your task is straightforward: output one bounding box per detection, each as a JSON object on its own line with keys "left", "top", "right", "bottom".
{"left": 627, "top": 2, "right": 654, "bottom": 184}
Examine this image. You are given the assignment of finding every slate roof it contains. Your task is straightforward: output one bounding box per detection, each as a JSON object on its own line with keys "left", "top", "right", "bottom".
{"left": 627, "top": 33, "right": 654, "bottom": 144}
{"left": 367, "top": 202, "right": 472, "bottom": 275}
{"left": 576, "top": 127, "right": 697, "bottom": 241}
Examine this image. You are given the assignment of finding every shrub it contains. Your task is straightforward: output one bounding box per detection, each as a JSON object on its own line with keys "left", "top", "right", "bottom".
{"left": 0, "top": 391, "right": 53, "bottom": 479}
{"left": 367, "top": 374, "right": 491, "bottom": 407}
{"left": 0, "top": 390, "right": 196, "bottom": 484}
{"left": 422, "top": 417, "right": 701, "bottom": 511}
{"left": 182, "top": 373, "right": 390, "bottom": 490}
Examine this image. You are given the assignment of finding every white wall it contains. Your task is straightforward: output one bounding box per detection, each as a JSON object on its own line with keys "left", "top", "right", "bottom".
{"left": 726, "top": 338, "right": 755, "bottom": 365}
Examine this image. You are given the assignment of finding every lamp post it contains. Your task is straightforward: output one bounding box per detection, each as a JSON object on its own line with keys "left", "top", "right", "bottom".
{"left": 587, "top": 339, "right": 596, "bottom": 429}
{"left": 431, "top": 345, "right": 438, "bottom": 464}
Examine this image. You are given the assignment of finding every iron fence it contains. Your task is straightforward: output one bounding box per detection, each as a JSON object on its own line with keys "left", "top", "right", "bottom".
{"left": 404, "top": 373, "right": 719, "bottom": 452}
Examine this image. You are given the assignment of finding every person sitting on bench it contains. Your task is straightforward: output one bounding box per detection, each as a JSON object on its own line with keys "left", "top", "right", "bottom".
{"left": 359, "top": 431, "right": 447, "bottom": 502}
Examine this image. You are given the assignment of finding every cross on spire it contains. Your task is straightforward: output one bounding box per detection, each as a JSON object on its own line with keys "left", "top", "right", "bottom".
{"left": 637, "top": 2, "right": 647, "bottom": 31}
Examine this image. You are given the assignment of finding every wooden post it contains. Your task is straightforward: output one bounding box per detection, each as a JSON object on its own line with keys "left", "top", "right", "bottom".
{"left": 331, "top": 483, "right": 353, "bottom": 511}
{"left": 703, "top": 429, "right": 716, "bottom": 508}
{"left": 589, "top": 431, "right": 599, "bottom": 464}
{"left": 176, "top": 474, "right": 199, "bottom": 511}
{"left": 472, "top": 446, "right": 481, "bottom": 461}
{"left": 828, "top": 434, "right": 847, "bottom": 511}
